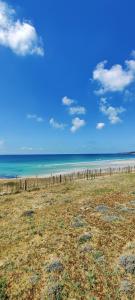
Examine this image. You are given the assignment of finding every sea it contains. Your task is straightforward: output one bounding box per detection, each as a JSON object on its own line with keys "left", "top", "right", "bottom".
{"left": 0, "top": 153, "right": 135, "bottom": 178}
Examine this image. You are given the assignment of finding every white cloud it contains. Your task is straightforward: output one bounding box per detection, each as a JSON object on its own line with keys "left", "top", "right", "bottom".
{"left": 96, "top": 122, "right": 105, "bottom": 130}
{"left": 0, "top": 1, "right": 44, "bottom": 56}
{"left": 21, "top": 146, "right": 33, "bottom": 151}
{"left": 100, "top": 98, "right": 126, "bottom": 124}
{"left": 70, "top": 117, "right": 86, "bottom": 133}
{"left": 69, "top": 106, "right": 86, "bottom": 115}
{"left": 93, "top": 58, "right": 135, "bottom": 94}
{"left": 27, "top": 114, "right": 44, "bottom": 122}
{"left": 131, "top": 50, "right": 135, "bottom": 58}
{"left": 62, "top": 96, "right": 74, "bottom": 106}
{"left": 49, "top": 118, "right": 66, "bottom": 129}
{"left": 124, "top": 89, "right": 135, "bottom": 102}
{"left": 21, "top": 146, "right": 44, "bottom": 152}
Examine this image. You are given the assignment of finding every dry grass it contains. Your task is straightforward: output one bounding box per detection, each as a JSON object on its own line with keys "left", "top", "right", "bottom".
{"left": 0, "top": 173, "right": 135, "bottom": 299}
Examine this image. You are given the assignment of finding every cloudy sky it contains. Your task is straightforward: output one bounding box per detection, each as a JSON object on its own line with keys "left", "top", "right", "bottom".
{"left": 0, "top": 0, "right": 135, "bottom": 154}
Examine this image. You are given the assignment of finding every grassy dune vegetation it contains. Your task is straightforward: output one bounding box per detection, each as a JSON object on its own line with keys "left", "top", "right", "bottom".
{"left": 0, "top": 173, "right": 135, "bottom": 299}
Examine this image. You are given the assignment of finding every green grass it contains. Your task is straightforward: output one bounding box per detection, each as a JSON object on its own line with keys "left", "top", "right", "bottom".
{"left": 0, "top": 278, "right": 8, "bottom": 300}
{"left": 87, "top": 271, "right": 97, "bottom": 289}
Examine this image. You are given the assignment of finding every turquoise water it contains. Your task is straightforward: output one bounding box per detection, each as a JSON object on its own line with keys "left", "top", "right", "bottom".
{"left": 0, "top": 154, "right": 134, "bottom": 178}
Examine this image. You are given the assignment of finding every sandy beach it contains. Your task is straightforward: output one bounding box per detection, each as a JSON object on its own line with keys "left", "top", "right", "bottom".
{"left": 0, "top": 158, "right": 135, "bottom": 181}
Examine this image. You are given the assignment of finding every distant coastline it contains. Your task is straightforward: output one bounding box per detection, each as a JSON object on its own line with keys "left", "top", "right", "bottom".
{"left": 127, "top": 152, "right": 135, "bottom": 155}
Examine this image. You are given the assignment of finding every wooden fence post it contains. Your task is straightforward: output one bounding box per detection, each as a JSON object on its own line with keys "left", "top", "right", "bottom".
{"left": 60, "top": 174, "right": 62, "bottom": 183}
{"left": 24, "top": 179, "right": 27, "bottom": 191}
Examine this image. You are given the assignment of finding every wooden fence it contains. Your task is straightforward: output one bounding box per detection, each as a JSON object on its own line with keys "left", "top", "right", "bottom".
{"left": 0, "top": 165, "right": 135, "bottom": 195}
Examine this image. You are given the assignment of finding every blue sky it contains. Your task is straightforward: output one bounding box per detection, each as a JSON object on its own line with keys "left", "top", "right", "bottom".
{"left": 0, "top": 0, "right": 135, "bottom": 154}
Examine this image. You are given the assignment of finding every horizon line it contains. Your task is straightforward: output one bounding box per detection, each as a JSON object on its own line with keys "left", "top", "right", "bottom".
{"left": 0, "top": 152, "right": 134, "bottom": 156}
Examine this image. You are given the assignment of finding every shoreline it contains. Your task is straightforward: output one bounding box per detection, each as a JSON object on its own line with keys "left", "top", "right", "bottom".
{"left": 0, "top": 158, "right": 135, "bottom": 180}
